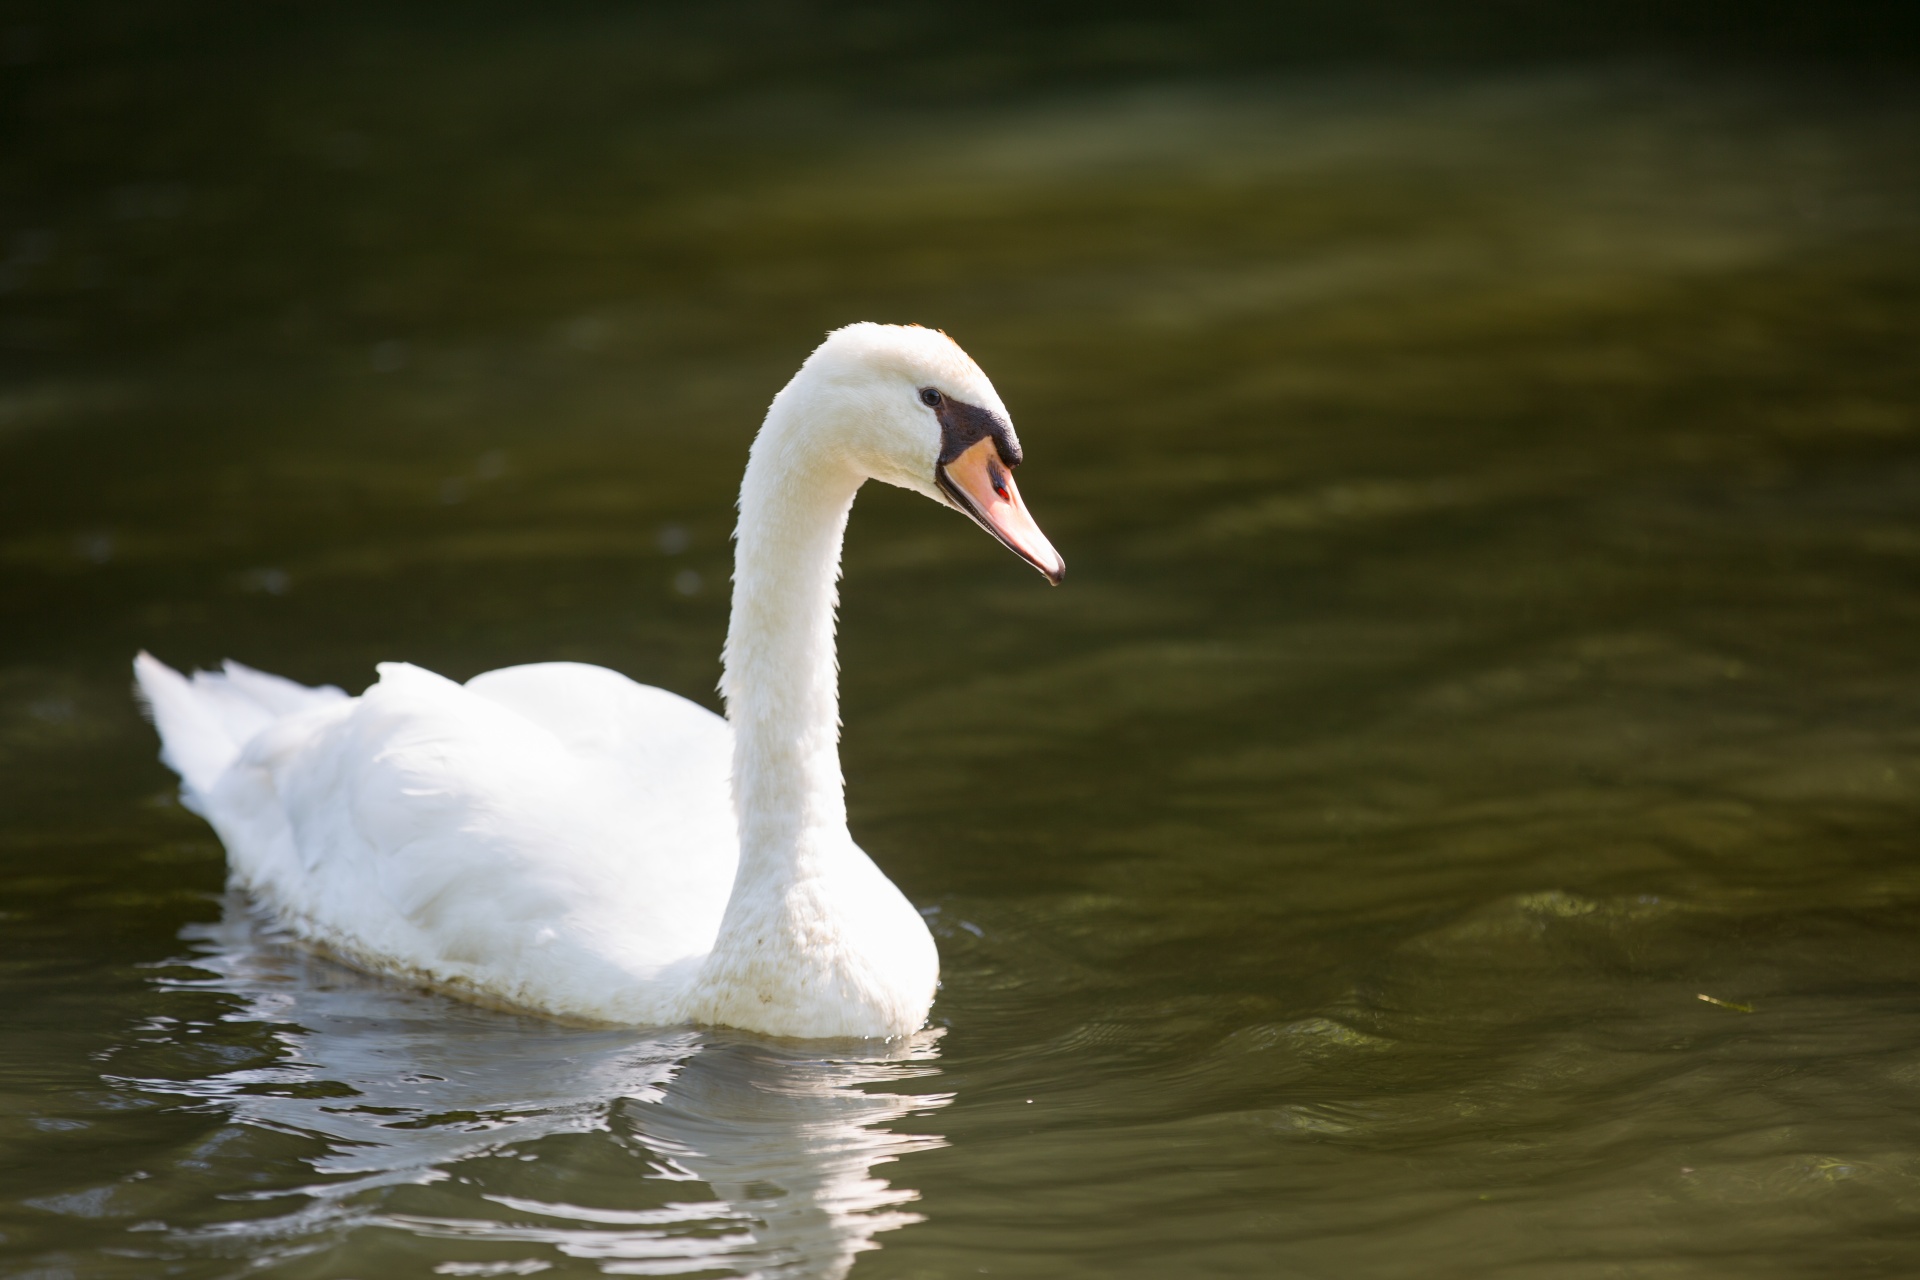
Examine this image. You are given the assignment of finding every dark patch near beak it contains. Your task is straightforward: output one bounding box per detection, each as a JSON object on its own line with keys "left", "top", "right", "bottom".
{"left": 925, "top": 389, "right": 1061, "bottom": 584}
{"left": 931, "top": 394, "right": 1022, "bottom": 468}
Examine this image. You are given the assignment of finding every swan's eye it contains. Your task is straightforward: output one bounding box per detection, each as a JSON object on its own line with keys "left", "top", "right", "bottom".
{"left": 919, "top": 387, "right": 941, "bottom": 408}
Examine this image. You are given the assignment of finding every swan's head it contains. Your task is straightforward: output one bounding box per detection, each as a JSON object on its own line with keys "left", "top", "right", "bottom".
{"left": 780, "top": 322, "right": 1065, "bottom": 584}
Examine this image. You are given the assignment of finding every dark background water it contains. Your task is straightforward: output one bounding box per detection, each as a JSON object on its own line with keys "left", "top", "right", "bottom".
{"left": 4, "top": 3, "right": 1920, "bottom": 1277}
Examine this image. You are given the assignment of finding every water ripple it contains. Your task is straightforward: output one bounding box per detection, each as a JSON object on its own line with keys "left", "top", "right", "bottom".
{"left": 117, "top": 903, "right": 950, "bottom": 1278}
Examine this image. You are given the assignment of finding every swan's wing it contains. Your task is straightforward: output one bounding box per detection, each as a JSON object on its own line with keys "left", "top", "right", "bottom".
{"left": 464, "top": 661, "right": 728, "bottom": 783}
{"left": 207, "top": 662, "right": 736, "bottom": 1024}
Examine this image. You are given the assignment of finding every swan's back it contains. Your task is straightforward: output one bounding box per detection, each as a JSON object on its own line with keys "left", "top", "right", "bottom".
{"left": 135, "top": 655, "right": 739, "bottom": 1024}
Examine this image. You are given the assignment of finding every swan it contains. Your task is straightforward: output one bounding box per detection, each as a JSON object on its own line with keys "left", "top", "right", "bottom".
{"left": 133, "top": 322, "right": 1063, "bottom": 1039}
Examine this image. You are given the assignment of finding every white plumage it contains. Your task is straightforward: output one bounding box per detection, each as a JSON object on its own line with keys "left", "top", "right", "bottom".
{"left": 134, "top": 323, "right": 1063, "bottom": 1039}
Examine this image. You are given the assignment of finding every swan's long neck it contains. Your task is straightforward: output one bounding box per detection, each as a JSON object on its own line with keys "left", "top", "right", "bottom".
{"left": 718, "top": 405, "right": 864, "bottom": 893}
{"left": 689, "top": 385, "right": 937, "bottom": 1038}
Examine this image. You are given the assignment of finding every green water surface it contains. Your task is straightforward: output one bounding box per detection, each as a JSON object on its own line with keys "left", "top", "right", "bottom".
{"left": 4, "top": 18, "right": 1920, "bottom": 1278}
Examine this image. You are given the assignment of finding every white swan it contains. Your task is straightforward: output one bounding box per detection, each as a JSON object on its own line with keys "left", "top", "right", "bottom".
{"left": 134, "top": 323, "right": 1063, "bottom": 1039}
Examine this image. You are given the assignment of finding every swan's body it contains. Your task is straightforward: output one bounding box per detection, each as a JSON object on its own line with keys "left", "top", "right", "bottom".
{"left": 135, "top": 323, "right": 1062, "bottom": 1039}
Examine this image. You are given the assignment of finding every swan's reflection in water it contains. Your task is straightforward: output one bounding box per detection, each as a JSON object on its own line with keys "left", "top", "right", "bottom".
{"left": 140, "top": 904, "right": 950, "bottom": 1277}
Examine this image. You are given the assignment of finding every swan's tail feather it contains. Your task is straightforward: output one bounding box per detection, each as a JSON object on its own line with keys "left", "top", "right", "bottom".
{"left": 133, "top": 652, "right": 348, "bottom": 811}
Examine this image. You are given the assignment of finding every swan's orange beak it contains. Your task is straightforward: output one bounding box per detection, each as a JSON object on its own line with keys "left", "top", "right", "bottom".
{"left": 936, "top": 435, "right": 1065, "bottom": 585}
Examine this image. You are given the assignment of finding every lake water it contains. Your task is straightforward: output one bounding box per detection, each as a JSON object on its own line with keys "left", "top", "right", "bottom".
{"left": 4, "top": 25, "right": 1920, "bottom": 1279}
